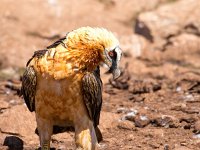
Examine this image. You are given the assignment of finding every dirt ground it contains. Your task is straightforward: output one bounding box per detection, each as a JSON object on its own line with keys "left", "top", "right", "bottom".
{"left": 1, "top": 0, "right": 200, "bottom": 149}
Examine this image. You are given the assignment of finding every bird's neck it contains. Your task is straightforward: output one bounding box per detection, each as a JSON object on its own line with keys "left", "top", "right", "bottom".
{"left": 64, "top": 34, "right": 106, "bottom": 73}
{"left": 67, "top": 47, "right": 102, "bottom": 73}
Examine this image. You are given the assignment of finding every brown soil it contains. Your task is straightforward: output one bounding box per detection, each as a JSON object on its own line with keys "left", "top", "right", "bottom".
{"left": 1, "top": 0, "right": 200, "bottom": 150}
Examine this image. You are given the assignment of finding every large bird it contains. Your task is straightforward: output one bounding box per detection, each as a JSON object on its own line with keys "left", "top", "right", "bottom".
{"left": 21, "top": 27, "right": 122, "bottom": 150}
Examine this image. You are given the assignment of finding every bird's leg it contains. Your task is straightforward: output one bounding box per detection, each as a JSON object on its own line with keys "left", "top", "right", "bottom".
{"left": 74, "top": 118, "right": 98, "bottom": 150}
{"left": 36, "top": 115, "right": 53, "bottom": 150}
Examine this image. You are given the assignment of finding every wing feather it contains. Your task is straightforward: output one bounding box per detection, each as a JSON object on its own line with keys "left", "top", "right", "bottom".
{"left": 46, "top": 33, "right": 69, "bottom": 49}
{"left": 21, "top": 66, "right": 37, "bottom": 112}
{"left": 21, "top": 49, "right": 48, "bottom": 112}
{"left": 82, "top": 66, "right": 102, "bottom": 127}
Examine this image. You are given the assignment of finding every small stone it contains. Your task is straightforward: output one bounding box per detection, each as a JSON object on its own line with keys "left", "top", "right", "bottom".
{"left": 193, "top": 121, "right": 200, "bottom": 134}
{"left": 9, "top": 99, "right": 17, "bottom": 105}
{"left": 176, "top": 87, "right": 182, "bottom": 92}
{"left": 128, "top": 95, "right": 145, "bottom": 102}
{"left": 117, "top": 120, "right": 136, "bottom": 131}
{"left": 164, "top": 144, "right": 170, "bottom": 150}
{"left": 152, "top": 116, "right": 176, "bottom": 128}
{"left": 180, "top": 117, "right": 196, "bottom": 123}
{"left": 134, "top": 115, "right": 150, "bottom": 128}
{"left": 180, "top": 142, "right": 187, "bottom": 146}
{"left": 140, "top": 115, "right": 148, "bottom": 121}
{"left": 116, "top": 107, "right": 128, "bottom": 113}
{"left": 121, "top": 111, "right": 137, "bottom": 121}
{"left": 193, "top": 134, "right": 200, "bottom": 139}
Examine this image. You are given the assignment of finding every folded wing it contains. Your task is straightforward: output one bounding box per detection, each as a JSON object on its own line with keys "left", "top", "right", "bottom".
{"left": 81, "top": 67, "right": 102, "bottom": 127}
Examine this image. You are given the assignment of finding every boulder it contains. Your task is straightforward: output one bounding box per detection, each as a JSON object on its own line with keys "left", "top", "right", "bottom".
{"left": 135, "top": 0, "right": 200, "bottom": 50}
{"left": 0, "top": 105, "right": 38, "bottom": 148}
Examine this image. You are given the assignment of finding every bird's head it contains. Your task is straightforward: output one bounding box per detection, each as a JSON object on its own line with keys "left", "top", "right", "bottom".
{"left": 66, "top": 27, "right": 122, "bottom": 79}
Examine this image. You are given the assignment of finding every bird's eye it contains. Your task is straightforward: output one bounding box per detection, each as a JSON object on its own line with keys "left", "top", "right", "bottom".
{"left": 108, "top": 51, "right": 114, "bottom": 57}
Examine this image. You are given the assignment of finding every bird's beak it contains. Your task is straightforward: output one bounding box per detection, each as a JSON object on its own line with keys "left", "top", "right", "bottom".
{"left": 107, "top": 60, "right": 121, "bottom": 79}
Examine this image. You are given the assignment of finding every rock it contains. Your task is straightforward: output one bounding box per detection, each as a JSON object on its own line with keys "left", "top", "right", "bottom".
{"left": 180, "top": 117, "right": 196, "bottom": 124}
{"left": 3, "top": 136, "right": 23, "bottom": 150}
{"left": 164, "top": 144, "right": 170, "bottom": 150}
{"left": 129, "top": 79, "right": 161, "bottom": 94}
{"left": 120, "top": 35, "right": 148, "bottom": 58}
{"left": 193, "top": 121, "right": 200, "bottom": 134}
{"left": 0, "top": 105, "right": 38, "bottom": 145}
{"left": 182, "top": 107, "right": 200, "bottom": 114}
{"left": 116, "top": 107, "right": 129, "bottom": 114}
{"left": 99, "top": 111, "right": 119, "bottom": 130}
{"left": 152, "top": 115, "right": 177, "bottom": 128}
{"left": 134, "top": 115, "right": 150, "bottom": 128}
{"left": 193, "top": 134, "right": 200, "bottom": 139}
{"left": 121, "top": 111, "right": 138, "bottom": 121}
{"left": 135, "top": 0, "right": 200, "bottom": 50}
{"left": 171, "top": 103, "right": 200, "bottom": 114}
{"left": 128, "top": 95, "right": 145, "bottom": 102}
{"left": 117, "top": 120, "right": 136, "bottom": 131}
{"left": 180, "top": 117, "right": 196, "bottom": 130}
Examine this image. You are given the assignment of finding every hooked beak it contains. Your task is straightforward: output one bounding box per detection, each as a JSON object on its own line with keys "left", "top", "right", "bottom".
{"left": 106, "top": 60, "right": 121, "bottom": 79}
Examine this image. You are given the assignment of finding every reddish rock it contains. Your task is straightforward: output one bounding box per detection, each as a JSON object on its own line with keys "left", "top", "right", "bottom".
{"left": 136, "top": 0, "right": 200, "bottom": 50}
{"left": 193, "top": 121, "right": 200, "bottom": 134}
{"left": 152, "top": 116, "right": 177, "bottom": 128}
{"left": 117, "top": 120, "right": 136, "bottom": 131}
{"left": 134, "top": 115, "right": 150, "bottom": 128}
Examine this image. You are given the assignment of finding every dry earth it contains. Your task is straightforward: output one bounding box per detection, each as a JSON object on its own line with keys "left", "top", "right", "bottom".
{"left": 1, "top": 0, "right": 200, "bottom": 149}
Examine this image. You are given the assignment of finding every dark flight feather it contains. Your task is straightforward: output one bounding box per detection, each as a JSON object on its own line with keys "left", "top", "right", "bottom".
{"left": 82, "top": 66, "right": 102, "bottom": 127}
{"left": 21, "top": 49, "right": 48, "bottom": 111}
{"left": 21, "top": 66, "right": 37, "bottom": 112}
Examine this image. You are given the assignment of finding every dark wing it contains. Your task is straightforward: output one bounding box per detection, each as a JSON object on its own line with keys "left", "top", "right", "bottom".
{"left": 46, "top": 37, "right": 66, "bottom": 49}
{"left": 26, "top": 49, "right": 48, "bottom": 66}
{"left": 46, "top": 32, "right": 69, "bottom": 49}
{"left": 21, "top": 66, "right": 37, "bottom": 112}
{"left": 21, "top": 49, "right": 48, "bottom": 112}
{"left": 82, "top": 66, "right": 102, "bottom": 127}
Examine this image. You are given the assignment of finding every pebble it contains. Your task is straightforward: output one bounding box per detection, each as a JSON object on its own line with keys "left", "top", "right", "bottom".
{"left": 117, "top": 107, "right": 128, "bottom": 113}
{"left": 176, "top": 86, "right": 182, "bottom": 92}
{"left": 134, "top": 115, "right": 150, "bottom": 128}
{"left": 152, "top": 116, "right": 176, "bottom": 128}
{"left": 193, "top": 121, "right": 200, "bottom": 134}
{"left": 193, "top": 134, "right": 200, "bottom": 139}
{"left": 117, "top": 120, "right": 136, "bottom": 131}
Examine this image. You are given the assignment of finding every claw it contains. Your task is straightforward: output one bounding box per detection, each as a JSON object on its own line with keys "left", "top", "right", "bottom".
{"left": 42, "top": 142, "right": 50, "bottom": 150}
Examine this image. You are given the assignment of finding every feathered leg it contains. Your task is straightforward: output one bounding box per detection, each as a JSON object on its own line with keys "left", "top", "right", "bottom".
{"left": 74, "top": 117, "right": 98, "bottom": 150}
{"left": 36, "top": 115, "right": 53, "bottom": 150}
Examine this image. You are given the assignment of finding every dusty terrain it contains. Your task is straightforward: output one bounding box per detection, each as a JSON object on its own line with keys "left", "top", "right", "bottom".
{"left": 1, "top": 0, "right": 200, "bottom": 149}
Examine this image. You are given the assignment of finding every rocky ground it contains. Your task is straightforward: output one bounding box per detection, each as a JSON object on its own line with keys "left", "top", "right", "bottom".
{"left": 1, "top": 0, "right": 200, "bottom": 149}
